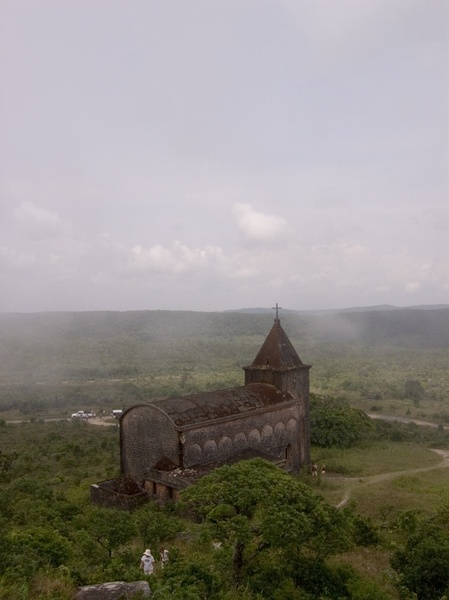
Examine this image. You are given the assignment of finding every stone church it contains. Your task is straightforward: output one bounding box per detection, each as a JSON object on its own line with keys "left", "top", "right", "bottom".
{"left": 91, "top": 312, "right": 311, "bottom": 508}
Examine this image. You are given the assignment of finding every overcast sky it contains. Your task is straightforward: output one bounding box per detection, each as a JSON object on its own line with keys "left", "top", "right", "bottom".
{"left": 1, "top": 1, "right": 448, "bottom": 313}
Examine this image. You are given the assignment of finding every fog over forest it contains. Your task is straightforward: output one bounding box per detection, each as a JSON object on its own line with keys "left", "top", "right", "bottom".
{"left": 1, "top": 306, "right": 447, "bottom": 385}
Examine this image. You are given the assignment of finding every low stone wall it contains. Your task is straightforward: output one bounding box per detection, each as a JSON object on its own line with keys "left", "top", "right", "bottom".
{"left": 91, "top": 480, "right": 149, "bottom": 511}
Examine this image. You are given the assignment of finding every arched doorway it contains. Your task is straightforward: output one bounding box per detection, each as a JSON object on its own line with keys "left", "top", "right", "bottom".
{"left": 284, "top": 443, "right": 292, "bottom": 467}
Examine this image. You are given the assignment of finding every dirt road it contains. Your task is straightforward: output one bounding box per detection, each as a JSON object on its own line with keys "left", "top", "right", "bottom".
{"left": 6, "top": 417, "right": 117, "bottom": 426}
{"left": 335, "top": 448, "right": 449, "bottom": 508}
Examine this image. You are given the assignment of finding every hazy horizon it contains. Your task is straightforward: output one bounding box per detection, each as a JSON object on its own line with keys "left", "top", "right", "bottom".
{"left": 1, "top": 1, "right": 448, "bottom": 313}
{"left": 1, "top": 302, "right": 448, "bottom": 316}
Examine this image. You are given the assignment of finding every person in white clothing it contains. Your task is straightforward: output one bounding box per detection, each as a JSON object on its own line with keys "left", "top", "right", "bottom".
{"left": 140, "top": 549, "right": 155, "bottom": 575}
{"left": 160, "top": 547, "right": 169, "bottom": 568}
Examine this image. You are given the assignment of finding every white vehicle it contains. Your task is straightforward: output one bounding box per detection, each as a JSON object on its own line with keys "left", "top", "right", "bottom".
{"left": 111, "top": 409, "right": 123, "bottom": 419}
{"left": 71, "top": 410, "right": 91, "bottom": 420}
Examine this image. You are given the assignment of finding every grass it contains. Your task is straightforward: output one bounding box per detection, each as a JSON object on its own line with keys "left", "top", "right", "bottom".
{"left": 331, "top": 547, "right": 399, "bottom": 599}
{"left": 307, "top": 440, "right": 449, "bottom": 599}
{"left": 346, "top": 466, "right": 449, "bottom": 520}
{"left": 308, "top": 441, "right": 449, "bottom": 520}
{"left": 311, "top": 441, "right": 441, "bottom": 477}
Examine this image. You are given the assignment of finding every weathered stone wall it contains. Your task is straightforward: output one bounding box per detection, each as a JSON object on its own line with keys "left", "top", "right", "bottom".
{"left": 120, "top": 377, "right": 309, "bottom": 483}
{"left": 90, "top": 481, "right": 148, "bottom": 511}
{"left": 120, "top": 405, "right": 179, "bottom": 481}
{"left": 273, "top": 366, "right": 311, "bottom": 466}
{"left": 143, "top": 479, "right": 183, "bottom": 502}
{"left": 243, "top": 359, "right": 311, "bottom": 469}
{"left": 244, "top": 364, "right": 311, "bottom": 469}
{"left": 183, "top": 403, "right": 301, "bottom": 470}
{"left": 120, "top": 401, "right": 304, "bottom": 481}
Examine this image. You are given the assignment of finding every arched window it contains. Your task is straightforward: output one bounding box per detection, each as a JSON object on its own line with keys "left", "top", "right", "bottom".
{"left": 185, "top": 443, "right": 202, "bottom": 465}
{"left": 203, "top": 439, "right": 218, "bottom": 459}
{"left": 262, "top": 424, "right": 273, "bottom": 438}
{"left": 218, "top": 436, "right": 232, "bottom": 454}
{"left": 249, "top": 428, "right": 261, "bottom": 445}
{"left": 234, "top": 432, "right": 247, "bottom": 450}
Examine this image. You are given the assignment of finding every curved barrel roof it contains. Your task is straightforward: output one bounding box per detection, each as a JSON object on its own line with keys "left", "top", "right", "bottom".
{"left": 127, "top": 382, "right": 295, "bottom": 428}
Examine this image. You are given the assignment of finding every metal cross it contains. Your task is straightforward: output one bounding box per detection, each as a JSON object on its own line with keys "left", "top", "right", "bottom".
{"left": 272, "top": 303, "right": 282, "bottom": 320}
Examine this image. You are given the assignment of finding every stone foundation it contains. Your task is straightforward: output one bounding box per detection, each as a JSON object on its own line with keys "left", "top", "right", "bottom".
{"left": 91, "top": 480, "right": 148, "bottom": 511}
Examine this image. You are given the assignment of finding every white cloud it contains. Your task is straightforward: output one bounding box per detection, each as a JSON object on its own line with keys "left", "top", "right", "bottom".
{"left": 131, "top": 244, "right": 176, "bottom": 272}
{"left": 11, "top": 200, "right": 67, "bottom": 243}
{"left": 231, "top": 203, "right": 287, "bottom": 242}
{"left": 129, "top": 242, "right": 226, "bottom": 274}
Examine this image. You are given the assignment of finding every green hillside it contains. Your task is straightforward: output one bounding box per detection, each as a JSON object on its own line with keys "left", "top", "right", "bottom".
{"left": 1, "top": 309, "right": 449, "bottom": 598}
{"left": 0, "top": 308, "right": 448, "bottom": 382}
{"left": 0, "top": 308, "right": 448, "bottom": 420}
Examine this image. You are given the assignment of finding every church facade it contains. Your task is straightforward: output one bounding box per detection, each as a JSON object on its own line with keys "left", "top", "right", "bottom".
{"left": 91, "top": 315, "right": 311, "bottom": 508}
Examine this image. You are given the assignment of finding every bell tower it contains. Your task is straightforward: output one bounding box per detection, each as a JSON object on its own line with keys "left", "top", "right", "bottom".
{"left": 243, "top": 304, "right": 311, "bottom": 467}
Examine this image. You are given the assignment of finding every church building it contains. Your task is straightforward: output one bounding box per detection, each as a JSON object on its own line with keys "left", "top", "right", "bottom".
{"left": 91, "top": 312, "right": 311, "bottom": 508}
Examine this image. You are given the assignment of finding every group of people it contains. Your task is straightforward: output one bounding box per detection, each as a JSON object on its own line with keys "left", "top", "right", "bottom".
{"left": 311, "top": 462, "right": 326, "bottom": 477}
{"left": 140, "top": 547, "right": 169, "bottom": 575}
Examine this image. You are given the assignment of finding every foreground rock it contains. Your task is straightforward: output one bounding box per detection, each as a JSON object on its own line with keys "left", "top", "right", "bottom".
{"left": 76, "top": 581, "right": 151, "bottom": 599}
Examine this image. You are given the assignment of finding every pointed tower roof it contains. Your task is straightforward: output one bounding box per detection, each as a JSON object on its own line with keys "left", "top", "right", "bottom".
{"left": 249, "top": 317, "right": 303, "bottom": 369}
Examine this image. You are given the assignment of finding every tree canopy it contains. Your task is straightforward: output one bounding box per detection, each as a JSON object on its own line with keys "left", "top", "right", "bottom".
{"left": 391, "top": 507, "right": 449, "bottom": 600}
{"left": 310, "top": 395, "right": 374, "bottom": 448}
{"left": 181, "top": 458, "right": 353, "bottom": 589}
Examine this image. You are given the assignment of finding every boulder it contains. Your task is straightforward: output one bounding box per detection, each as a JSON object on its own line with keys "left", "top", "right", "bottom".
{"left": 76, "top": 580, "right": 151, "bottom": 599}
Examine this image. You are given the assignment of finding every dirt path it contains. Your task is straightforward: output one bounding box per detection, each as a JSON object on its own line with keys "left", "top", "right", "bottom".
{"left": 87, "top": 418, "right": 117, "bottom": 426}
{"left": 367, "top": 413, "right": 447, "bottom": 429}
{"left": 6, "top": 417, "right": 117, "bottom": 426}
{"left": 335, "top": 449, "right": 449, "bottom": 508}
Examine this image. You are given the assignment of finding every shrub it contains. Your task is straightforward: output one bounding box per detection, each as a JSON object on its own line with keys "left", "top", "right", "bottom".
{"left": 310, "top": 395, "right": 374, "bottom": 448}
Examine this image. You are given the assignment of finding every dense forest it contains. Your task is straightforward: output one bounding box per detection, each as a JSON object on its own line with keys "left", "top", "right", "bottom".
{"left": 1, "top": 307, "right": 449, "bottom": 382}
{"left": 0, "top": 307, "right": 448, "bottom": 422}
{"left": 1, "top": 307, "right": 449, "bottom": 598}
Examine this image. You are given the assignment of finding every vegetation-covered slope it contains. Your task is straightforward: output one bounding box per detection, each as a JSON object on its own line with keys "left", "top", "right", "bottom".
{"left": 1, "top": 308, "right": 449, "bottom": 598}
{"left": 0, "top": 308, "right": 448, "bottom": 422}
{"left": 0, "top": 307, "right": 447, "bottom": 383}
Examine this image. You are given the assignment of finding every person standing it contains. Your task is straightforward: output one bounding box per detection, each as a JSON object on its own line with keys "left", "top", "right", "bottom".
{"left": 140, "top": 549, "right": 155, "bottom": 575}
{"left": 160, "top": 547, "right": 169, "bottom": 569}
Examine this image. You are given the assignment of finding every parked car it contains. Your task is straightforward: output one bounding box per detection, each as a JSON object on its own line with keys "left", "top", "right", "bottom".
{"left": 71, "top": 410, "right": 94, "bottom": 420}
{"left": 111, "top": 409, "right": 123, "bottom": 419}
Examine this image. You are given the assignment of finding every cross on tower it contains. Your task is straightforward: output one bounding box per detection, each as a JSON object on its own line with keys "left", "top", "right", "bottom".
{"left": 272, "top": 303, "right": 282, "bottom": 321}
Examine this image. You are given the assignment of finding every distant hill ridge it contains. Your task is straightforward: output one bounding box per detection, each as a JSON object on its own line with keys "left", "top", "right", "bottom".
{"left": 227, "top": 304, "right": 449, "bottom": 315}
{"left": 0, "top": 306, "right": 447, "bottom": 384}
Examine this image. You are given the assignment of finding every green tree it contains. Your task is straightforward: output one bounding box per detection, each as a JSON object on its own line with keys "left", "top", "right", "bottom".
{"left": 5, "top": 527, "right": 71, "bottom": 578}
{"left": 181, "top": 459, "right": 352, "bottom": 589}
{"left": 79, "top": 506, "right": 136, "bottom": 559}
{"left": 133, "top": 502, "right": 183, "bottom": 547}
{"left": 310, "top": 395, "right": 374, "bottom": 448}
{"left": 391, "top": 514, "right": 449, "bottom": 599}
{"left": 153, "top": 549, "right": 220, "bottom": 600}
{"left": 404, "top": 379, "right": 425, "bottom": 407}
{"left": 0, "top": 450, "right": 18, "bottom": 480}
